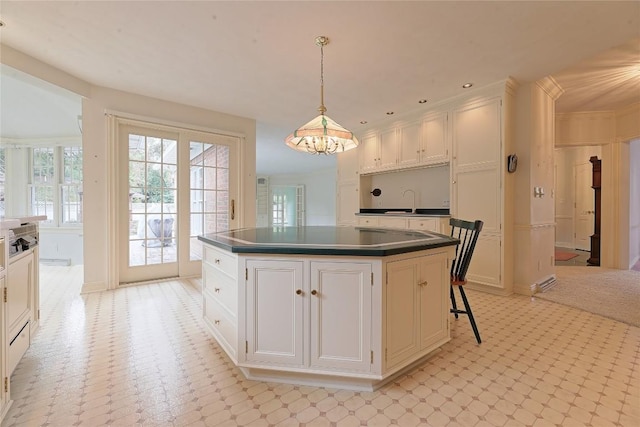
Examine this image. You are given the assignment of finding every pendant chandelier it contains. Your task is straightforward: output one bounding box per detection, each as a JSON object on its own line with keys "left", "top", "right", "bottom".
{"left": 285, "top": 36, "right": 359, "bottom": 155}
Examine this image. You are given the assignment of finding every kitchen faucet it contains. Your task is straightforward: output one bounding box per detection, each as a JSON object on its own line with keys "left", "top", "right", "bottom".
{"left": 402, "top": 189, "right": 416, "bottom": 213}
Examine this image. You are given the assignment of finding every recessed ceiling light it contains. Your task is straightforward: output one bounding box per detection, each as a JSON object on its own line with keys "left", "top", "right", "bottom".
{"left": 462, "top": 83, "right": 473, "bottom": 89}
{"left": 360, "top": 120, "right": 368, "bottom": 124}
{"left": 418, "top": 99, "right": 428, "bottom": 104}
{"left": 386, "top": 111, "right": 394, "bottom": 115}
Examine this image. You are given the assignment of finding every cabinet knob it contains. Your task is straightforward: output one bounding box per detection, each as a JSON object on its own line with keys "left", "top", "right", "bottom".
{"left": 214, "top": 320, "right": 220, "bottom": 325}
{"left": 214, "top": 288, "right": 220, "bottom": 293}
{"left": 296, "top": 289, "right": 303, "bottom": 295}
{"left": 418, "top": 281, "right": 429, "bottom": 287}
{"left": 311, "top": 290, "right": 318, "bottom": 296}
{"left": 214, "top": 259, "right": 220, "bottom": 264}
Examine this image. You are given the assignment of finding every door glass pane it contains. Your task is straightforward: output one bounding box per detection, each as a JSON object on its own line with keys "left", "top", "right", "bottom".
{"left": 128, "top": 134, "right": 177, "bottom": 267}
{"left": 189, "top": 140, "right": 230, "bottom": 261}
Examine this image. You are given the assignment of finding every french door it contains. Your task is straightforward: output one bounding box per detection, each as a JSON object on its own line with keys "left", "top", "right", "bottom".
{"left": 118, "top": 121, "right": 239, "bottom": 284}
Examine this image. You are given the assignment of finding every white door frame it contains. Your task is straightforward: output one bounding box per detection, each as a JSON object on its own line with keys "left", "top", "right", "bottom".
{"left": 106, "top": 113, "right": 243, "bottom": 288}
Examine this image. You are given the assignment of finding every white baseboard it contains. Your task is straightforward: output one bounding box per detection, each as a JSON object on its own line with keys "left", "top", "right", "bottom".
{"left": 81, "top": 281, "right": 106, "bottom": 294}
{"left": 513, "top": 281, "right": 538, "bottom": 296}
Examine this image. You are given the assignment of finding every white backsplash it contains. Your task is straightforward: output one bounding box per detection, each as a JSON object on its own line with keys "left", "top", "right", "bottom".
{"left": 362, "top": 165, "right": 450, "bottom": 209}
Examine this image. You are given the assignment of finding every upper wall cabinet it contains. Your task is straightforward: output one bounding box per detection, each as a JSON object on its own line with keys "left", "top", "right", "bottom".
{"left": 359, "top": 112, "right": 449, "bottom": 175}
{"left": 359, "top": 132, "right": 380, "bottom": 173}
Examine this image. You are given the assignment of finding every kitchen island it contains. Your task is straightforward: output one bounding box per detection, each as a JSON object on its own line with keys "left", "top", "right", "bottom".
{"left": 198, "top": 226, "right": 458, "bottom": 390}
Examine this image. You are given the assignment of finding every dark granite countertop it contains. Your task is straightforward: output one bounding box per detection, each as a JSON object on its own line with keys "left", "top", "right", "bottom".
{"left": 357, "top": 208, "right": 450, "bottom": 217}
{"left": 198, "top": 226, "right": 458, "bottom": 256}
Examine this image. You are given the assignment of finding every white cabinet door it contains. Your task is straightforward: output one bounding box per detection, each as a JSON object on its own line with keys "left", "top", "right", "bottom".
{"left": 7, "top": 252, "right": 33, "bottom": 336}
{"left": 422, "top": 112, "right": 449, "bottom": 165}
{"left": 378, "top": 128, "right": 398, "bottom": 170}
{"left": 453, "top": 98, "right": 501, "bottom": 171}
{"left": 359, "top": 133, "right": 379, "bottom": 173}
{"left": 245, "top": 260, "right": 304, "bottom": 367}
{"left": 309, "top": 262, "right": 372, "bottom": 372}
{"left": 337, "top": 146, "right": 360, "bottom": 181}
{"left": 398, "top": 120, "right": 422, "bottom": 168}
{"left": 0, "top": 274, "right": 5, "bottom": 407}
{"left": 418, "top": 253, "right": 449, "bottom": 351}
{"left": 385, "top": 251, "right": 450, "bottom": 370}
{"left": 337, "top": 181, "right": 359, "bottom": 226}
{"left": 385, "top": 258, "right": 419, "bottom": 369}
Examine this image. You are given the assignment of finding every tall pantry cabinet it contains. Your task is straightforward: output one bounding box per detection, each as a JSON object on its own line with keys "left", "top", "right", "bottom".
{"left": 337, "top": 78, "right": 516, "bottom": 294}
{"left": 451, "top": 84, "right": 515, "bottom": 294}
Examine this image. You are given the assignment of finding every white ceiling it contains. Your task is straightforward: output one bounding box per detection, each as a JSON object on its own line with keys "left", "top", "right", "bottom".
{"left": 0, "top": 1, "right": 639, "bottom": 175}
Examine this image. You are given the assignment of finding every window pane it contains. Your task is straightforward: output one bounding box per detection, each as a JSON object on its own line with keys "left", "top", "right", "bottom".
{"left": 33, "top": 148, "right": 55, "bottom": 184}
{"left": 63, "top": 146, "right": 83, "bottom": 184}
{"left": 31, "top": 185, "right": 54, "bottom": 223}
{"left": 61, "top": 184, "right": 83, "bottom": 223}
{"left": 146, "top": 137, "right": 162, "bottom": 163}
{"left": 188, "top": 139, "right": 234, "bottom": 261}
{"left": 217, "top": 145, "right": 229, "bottom": 168}
{"left": 202, "top": 144, "right": 216, "bottom": 167}
{"left": 163, "top": 139, "right": 177, "bottom": 165}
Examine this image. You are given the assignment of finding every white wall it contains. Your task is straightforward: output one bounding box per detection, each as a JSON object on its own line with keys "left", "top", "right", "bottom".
{"left": 629, "top": 139, "right": 640, "bottom": 268}
{"left": 39, "top": 230, "right": 83, "bottom": 265}
{"left": 361, "top": 166, "right": 450, "bottom": 209}
{"left": 1, "top": 46, "right": 257, "bottom": 291}
{"left": 268, "top": 168, "right": 337, "bottom": 226}
{"left": 84, "top": 86, "right": 256, "bottom": 290}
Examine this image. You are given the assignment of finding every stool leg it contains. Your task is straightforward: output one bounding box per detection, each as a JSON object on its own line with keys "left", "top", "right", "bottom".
{"left": 450, "top": 285, "right": 459, "bottom": 319}
{"left": 459, "top": 286, "right": 481, "bottom": 344}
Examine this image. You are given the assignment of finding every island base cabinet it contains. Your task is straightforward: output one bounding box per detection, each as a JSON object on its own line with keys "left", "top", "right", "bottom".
{"left": 385, "top": 251, "right": 449, "bottom": 372}
{"left": 244, "top": 259, "right": 374, "bottom": 374}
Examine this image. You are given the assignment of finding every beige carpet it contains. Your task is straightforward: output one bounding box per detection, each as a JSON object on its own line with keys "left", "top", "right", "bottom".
{"left": 536, "top": 266, "right": 640, "bottom": 327}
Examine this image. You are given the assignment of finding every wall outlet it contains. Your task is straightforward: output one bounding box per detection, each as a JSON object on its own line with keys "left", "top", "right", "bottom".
{"left": 442, "top": 200, "right": 450, "bottom": 207}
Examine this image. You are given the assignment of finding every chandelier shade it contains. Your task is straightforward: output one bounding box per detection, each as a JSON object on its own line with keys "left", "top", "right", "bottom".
{"left": 285, "top": 114, "right": 359, "bottom": 154}
{"left": 285, "top": 36, "right": 359, "bottom": 155}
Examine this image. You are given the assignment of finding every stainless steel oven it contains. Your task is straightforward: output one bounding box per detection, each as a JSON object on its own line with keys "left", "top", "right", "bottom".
{"left": 8, "top": 223, "right": 38, "bottom": 259}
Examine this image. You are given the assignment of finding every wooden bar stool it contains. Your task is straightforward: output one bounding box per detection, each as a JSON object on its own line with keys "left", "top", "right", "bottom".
{"left": 449, "top": 218, "right": 483, "bottom": 344}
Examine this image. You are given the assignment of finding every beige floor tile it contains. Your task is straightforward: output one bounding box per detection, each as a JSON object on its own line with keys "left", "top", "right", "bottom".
{"left": 2, "top": 265, "right": 638, "bottom": 427}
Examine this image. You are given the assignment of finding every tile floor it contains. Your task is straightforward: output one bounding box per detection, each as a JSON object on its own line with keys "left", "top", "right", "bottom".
{"left": 2, "top": 265, "right": 639, "bottom": 427}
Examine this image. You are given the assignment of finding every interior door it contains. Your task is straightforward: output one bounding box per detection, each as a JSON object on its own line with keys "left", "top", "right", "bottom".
{"left": 574, "top": 162, "right": 593, "bottom": 251}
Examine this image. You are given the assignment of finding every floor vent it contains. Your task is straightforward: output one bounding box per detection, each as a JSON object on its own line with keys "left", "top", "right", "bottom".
{"left": 538, "top": 276, "right": 557, "bottom": 292}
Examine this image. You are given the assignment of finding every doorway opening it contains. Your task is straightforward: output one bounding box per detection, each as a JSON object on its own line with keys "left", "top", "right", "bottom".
{"left": 554, "top": 145, "right": 602, "bottom": 267}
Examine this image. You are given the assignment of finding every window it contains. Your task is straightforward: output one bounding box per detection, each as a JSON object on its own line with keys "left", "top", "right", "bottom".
{"left": 29, "top": 146, "right": 83, "bottom": 227}
{"left": 271, "top": 185, "right": 305, "bottom": 227}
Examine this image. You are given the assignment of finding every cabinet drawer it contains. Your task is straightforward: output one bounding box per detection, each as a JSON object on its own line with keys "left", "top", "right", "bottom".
{"left": 378, "top": 217, "right": 407, "bottom": 229}
{"left": 9, "top": 321, "right": 30, "bottom": 376}
{"left": 204, "top": 246, "right": 238, "bottom": 279}
{"left": 357, "top": 217, "right": 379, "bottom": 227}
{"left": 203, "top": 263, "right": 237, "bottom": 317}
{"left": 408, "top": 218, "right": 438, "bottom": 232}
{"left": 204, "top": 295, "right": 237, "bottom": 359}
